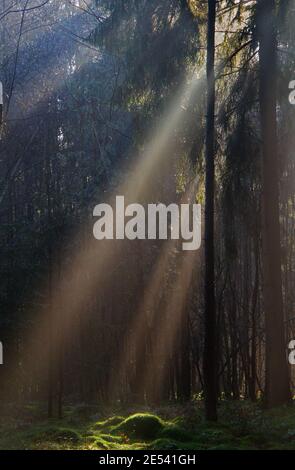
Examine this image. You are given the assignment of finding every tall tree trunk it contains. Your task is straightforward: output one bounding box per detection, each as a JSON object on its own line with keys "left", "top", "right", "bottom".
{"left": 44, "top": 122, "right": 54, "bottom": 419}
{"left": 257, "top": 0, "right": 290, "bottom": 407}
{"left": 249, "top": 236, "right": 259, "bottom": 401}
{"left": 203, "top": 0, "right": 217, "bottom": 421}
{"left": 179, "top": 305, "right": 191, "bottom": 401}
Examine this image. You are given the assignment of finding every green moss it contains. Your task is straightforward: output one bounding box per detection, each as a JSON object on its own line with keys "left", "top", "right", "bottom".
{"left": 94, "top": 437, "right": 110, "bottom": 449}
{"left": 208, "top": 443, "right": 242, "bottom": 450}
{"left": 94, "top": 436, "right": 149, "bottom": 451}
{"left": 113, "top": 413, "right": 164, "bottom": 440}
{"left": 99, "top": 433, "right": 123, "bottom": 443}
{"left": 31, "top": 426, "right": 81, "bottom": 443}
{"left": 149, "top": 438, "right": 180, "bottom": 450}
{"left": 150, "top": 438, "right": 208, "bottom": 450}
{"left": 159, "top": 425, "right": 192, "bottom": 442}
{"left": 94, "top": 416, "right": 124, "bottom": 429}
{"left": 4, "top": 401, "right": 295, "bottom": 450}
{"left": 196, "top": 427, "right": 234, "bottom": 445}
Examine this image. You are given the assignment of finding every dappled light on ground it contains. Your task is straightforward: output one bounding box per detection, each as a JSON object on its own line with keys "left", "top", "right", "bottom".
{"left": 2, "top": 402, "right": 295, "bottom": 450}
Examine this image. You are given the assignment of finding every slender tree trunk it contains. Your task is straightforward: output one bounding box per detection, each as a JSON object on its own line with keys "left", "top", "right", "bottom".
{"left": 249, "top": 237, "right": 259, "bottom": 401}
{"left": 257, "top": 0, "right": 290, "bottom": 407}
{"left": 57, "top": 251, "right": 63, "bottom": 419}
{"left": 203, "top": 0, "right": 217, "bottom": 421}
{"left": 46, "top": 132, "right": 54, "bottom": 419}
{"left": 179, "top": 306, "right": 191, "bottom": 401}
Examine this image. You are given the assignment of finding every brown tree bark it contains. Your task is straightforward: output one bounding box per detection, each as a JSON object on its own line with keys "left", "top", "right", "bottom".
{"left": 257, "top": 0, "right": 290, "bottom": 407}
{"left": 203, "top": 0, "right": 217, "bottom": 421}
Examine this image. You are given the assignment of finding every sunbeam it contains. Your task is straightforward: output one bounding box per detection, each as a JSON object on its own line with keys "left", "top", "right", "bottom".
{"left": 109, "top": 181, "right": 200, "bottom": 400}
{"left": 143, "top": 247, "right": 200, "bottom": 402}
{"left": 17, "top": 70, "right": 205, "bottom": 397}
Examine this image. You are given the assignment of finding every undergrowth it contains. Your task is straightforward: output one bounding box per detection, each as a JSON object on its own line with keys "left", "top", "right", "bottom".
{"left": 1, "top": 401, "right": 295, "bottom": 450}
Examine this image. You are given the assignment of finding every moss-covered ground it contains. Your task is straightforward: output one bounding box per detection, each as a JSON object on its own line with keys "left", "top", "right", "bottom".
{"left": 1, "top": 401, "right": 295, "bottom": 450}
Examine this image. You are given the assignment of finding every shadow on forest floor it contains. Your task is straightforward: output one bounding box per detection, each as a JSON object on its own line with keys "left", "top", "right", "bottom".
{"left": 1, "top": 400, "right": 295, "bottom": 450}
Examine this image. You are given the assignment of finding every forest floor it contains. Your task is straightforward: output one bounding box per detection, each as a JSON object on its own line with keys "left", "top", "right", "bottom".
{"left": 1, "top": 400, "right": 295, "bottom": 450}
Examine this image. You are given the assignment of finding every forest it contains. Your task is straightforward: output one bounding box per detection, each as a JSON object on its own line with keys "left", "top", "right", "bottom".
{"left": 0, "top": 0, "right": 295, "bottom": 452}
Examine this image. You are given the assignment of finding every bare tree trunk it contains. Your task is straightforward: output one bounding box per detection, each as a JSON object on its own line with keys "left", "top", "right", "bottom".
{"left": 179, "top": 305, "right": 191, "bottom": 401}
{"left": 203, "top": 0, "right": 217, "bottom": 421}
{"left": 45, "top": 123, "right": 54, "bottom": 418}
{"left": 257, "top": 0, "right": 290, "bottom": 407}
{"left": 249, "top": 237, "right": 259, "bottom": 401}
